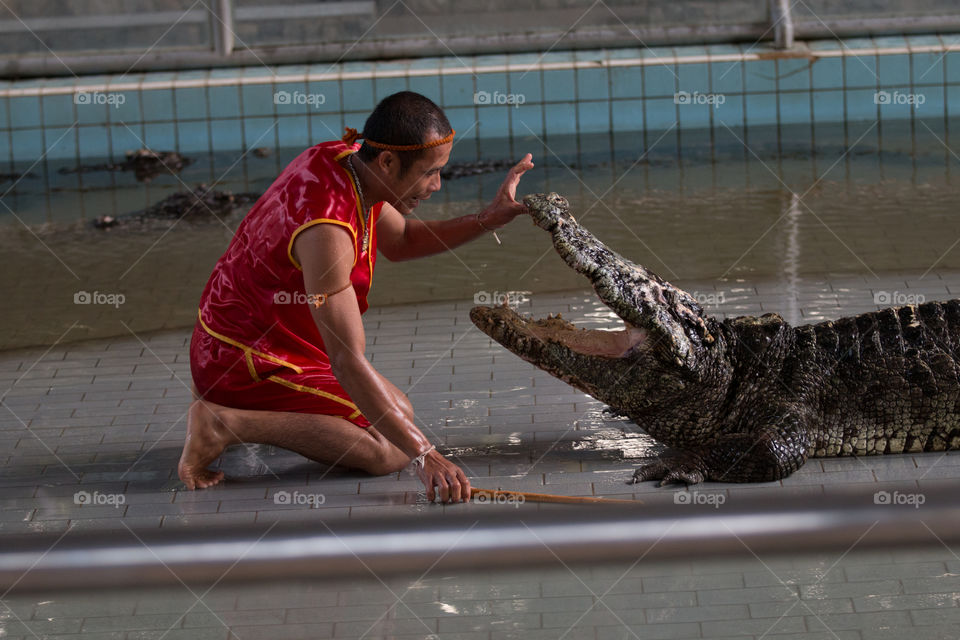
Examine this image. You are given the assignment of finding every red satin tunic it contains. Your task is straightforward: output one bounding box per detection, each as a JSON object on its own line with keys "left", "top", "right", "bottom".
{"left": 190, "top": 140, "right": 380, "bottom": 427}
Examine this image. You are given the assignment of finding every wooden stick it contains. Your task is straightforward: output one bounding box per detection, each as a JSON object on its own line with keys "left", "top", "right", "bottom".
{"left": 471, "top": 487, "right": 642, "bottom": 505}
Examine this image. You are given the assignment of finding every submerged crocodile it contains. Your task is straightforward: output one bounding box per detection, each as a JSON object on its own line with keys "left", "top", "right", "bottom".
{"left": 470, "top": 193, "right": 960, "bottom": 485}
{"left": 60, "top": 148, "right": 191, "bottom": 182}
{"left": 93, "top": 185, "right": 260, "bottom": 229}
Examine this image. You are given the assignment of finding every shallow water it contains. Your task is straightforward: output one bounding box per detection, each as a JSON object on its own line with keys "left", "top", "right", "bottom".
{"left": 2, "top": 120, "right": 959, "bottom": 350}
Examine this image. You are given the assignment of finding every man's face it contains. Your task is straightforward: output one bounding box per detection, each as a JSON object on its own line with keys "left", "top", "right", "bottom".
{"left": 382, "top": 143, "right": 451, "bottom": 215}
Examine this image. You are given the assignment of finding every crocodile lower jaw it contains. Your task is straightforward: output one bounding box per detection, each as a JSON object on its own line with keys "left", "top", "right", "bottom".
{"left": 471, "top": 304, "right": 648, "bottom": 359}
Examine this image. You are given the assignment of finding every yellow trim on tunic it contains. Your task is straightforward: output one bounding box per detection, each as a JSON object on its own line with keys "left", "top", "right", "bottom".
{"left": 288, "top": 218, "right": 358, "bottom": 270}
{"left": 198, "top": 309, "right": 363, "bottom": 419}
{"left": 287, "top": 148, "right": 367, "bottom": 271}
{"left": 337, "top": 150, "right": 367, "bottom": 251}
{"left": 289, "top": 149, "right": 375, "bottom": 291}
{"left": 198, "top": 309, "right": 304, "bottom": 375}
{"left": 333, "top": 148, "right": 355, "bottom": 162}
{"left": 264, "top": 374, "right": 362, "bottom": 419}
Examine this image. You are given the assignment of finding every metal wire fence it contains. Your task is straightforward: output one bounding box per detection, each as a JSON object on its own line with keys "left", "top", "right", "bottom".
{"left": 2, "top": 0, "right": 960, "bottom": 77}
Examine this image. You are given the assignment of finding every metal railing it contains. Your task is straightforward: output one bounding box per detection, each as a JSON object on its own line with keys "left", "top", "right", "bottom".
{"left": 1, "top": 486, "right": 957, "bottom": 593}
{"left": 2, "top": 0, "right": 960, "bottom": 78}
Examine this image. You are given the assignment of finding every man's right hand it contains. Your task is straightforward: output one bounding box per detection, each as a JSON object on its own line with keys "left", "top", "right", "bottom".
{"left": 415, "top": 449, "right": 472, "bottom": 502}
{"left": 478, "top": 153, "right": 535, "bottom": 229}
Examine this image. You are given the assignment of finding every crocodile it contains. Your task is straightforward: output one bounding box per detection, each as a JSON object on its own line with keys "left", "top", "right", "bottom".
{"left": 92, "top": 185, "right": 260, "bottom": 229}
{"left": 60, "top": 148, "right": 191, "bottom": 182}
{"left": 470, "top": 192, "right": 960, "bottom": 485}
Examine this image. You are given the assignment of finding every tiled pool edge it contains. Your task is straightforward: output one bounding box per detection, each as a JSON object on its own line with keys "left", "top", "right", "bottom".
{"left": 2, "top": 34, "right": 960, "bottom": 166}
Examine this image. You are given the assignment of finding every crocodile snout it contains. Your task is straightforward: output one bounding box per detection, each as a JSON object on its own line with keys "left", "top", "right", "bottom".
{"left": 523, "top": 192, "right": 574, "bottom": 232}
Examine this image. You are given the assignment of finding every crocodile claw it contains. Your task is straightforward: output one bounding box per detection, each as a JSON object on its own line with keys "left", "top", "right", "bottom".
{"left": 627, "top": 455, "right": 707, "bottom": 486}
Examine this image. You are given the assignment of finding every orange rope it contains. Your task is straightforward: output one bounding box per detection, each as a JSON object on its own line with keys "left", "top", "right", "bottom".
{"left": 471, "top": 487, "right": 642, "bottom": 505}
{"left": 309, "top": 281, "right": 352, "bottom": 308}
{"left": 342, "top": 127, "right": 455, "bottom": 151}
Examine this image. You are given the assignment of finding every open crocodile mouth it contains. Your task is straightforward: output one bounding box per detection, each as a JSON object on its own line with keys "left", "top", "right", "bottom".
{"left": 470, "top": 304, "right": 649, "bottom": 359}
{"left": 471, "top": 191, "right": 714, "bottom": 372}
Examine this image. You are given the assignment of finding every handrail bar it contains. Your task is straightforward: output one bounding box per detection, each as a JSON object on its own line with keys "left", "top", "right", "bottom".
{"left": 1, "top": 486, "right": 956, "bottom": 593}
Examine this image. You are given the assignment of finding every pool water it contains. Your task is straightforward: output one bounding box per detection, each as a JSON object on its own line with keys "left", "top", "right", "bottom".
{"left": 2, "top": 120, "right": 959, "bottom": 350}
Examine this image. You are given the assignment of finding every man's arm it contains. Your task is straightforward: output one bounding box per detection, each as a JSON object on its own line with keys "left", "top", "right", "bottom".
{"left": 378, "top": 153, "right": 534, "bottom": 261}
{"left": 292, "top": 223, "right": 471, "bottom": 502}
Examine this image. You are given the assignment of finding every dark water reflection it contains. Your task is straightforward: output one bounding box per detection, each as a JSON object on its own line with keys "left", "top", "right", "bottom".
{"left": 2, "top": 121, "right": 959, "bottom": 350}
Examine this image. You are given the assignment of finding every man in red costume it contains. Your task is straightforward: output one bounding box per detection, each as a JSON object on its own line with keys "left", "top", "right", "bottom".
{"left": 179, "top": 91, "right": 533, "bottom": 502}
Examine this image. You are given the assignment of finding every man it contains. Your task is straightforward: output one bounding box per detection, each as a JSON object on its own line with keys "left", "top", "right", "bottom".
{"left": 178, "top": 91, "right": 534, "bottom": 503}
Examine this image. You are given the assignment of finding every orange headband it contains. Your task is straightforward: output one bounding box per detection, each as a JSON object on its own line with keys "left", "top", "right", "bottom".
{"left": 342, "top": 127, "right": 455, "bottom": 151}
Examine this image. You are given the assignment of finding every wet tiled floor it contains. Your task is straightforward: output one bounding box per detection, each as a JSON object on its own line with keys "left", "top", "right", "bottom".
{"left": 3, "top": 549, "right": 959, "bottom": 640}
{"left": 2, "top": 272, "right": 960, "bottom": 639}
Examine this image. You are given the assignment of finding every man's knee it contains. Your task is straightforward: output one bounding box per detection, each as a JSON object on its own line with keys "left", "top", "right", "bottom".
{"left": 363, "top": 446, "right": 409, "bottom": 476}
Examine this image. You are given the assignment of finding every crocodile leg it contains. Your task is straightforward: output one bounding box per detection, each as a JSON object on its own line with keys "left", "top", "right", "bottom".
{"left": 629, "top": 410, "right": 811, "bottom": 485}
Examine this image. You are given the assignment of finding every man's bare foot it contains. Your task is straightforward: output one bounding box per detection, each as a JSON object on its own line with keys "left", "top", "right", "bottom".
{"left": 178, "top": 400, "right": 233, "bottom": 490}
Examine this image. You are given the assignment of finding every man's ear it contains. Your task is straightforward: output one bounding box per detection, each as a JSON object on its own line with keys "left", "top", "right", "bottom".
{"left": 376, "top": 150, "right": 399, "bottom": 178}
